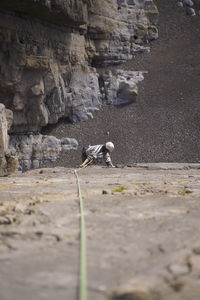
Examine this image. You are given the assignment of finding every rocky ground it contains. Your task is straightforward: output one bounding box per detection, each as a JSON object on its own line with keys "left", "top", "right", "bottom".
{"left": 0, "top": 164, "right": 200, "bottom": 300}
{"left": 42, "top": 0, "right": 200, "bottom": 167}
{"left": 1, "top": 1, "right": 200, "bottom": 300}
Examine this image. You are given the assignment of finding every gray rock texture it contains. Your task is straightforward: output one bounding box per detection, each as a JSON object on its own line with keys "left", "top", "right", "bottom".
{"left": 186, "top": 6, "right": 196, "bottom": 15}
{"left": 0, "top": 104, "right": 18, "bottom": 175}
{"left": 0, "top": 164, "right": 200, "bottom": 299}
{"left": 183, "top": 0, "right": 194, "bottom": 6}
{"left": 177, "top": 1, "right": 184, "bottom": 7}
{"left": 177, "top": 0, "right": 200, "bottom": 16}
{"left": 0, "top": 104, "right": 9, "bottom": 155}
{"left": 47, "top": 0, "right": 200, "bottom": 168}
{"left": 99, "top": 70, "right": 146, "bottom": 105}
{"left": 9, "top": 134, "right": 78, "bottom": 171}
{"left": 88, "top": 0, "right": 158, "bottom": 66}
{"left": 0, "top": 0, "right": 158, "bottom": 172}
{"left": 0, "top": 0, "right": 158, "bottom": 133}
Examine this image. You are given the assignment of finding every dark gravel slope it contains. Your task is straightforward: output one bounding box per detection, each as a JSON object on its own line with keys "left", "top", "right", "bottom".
{"left": 42, "top": 0, "right": 200, "bottom": 167}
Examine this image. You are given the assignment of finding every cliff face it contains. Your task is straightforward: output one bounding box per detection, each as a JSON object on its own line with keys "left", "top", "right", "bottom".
{"left": 0, "top": 0, "right": 158, "bottom": 171}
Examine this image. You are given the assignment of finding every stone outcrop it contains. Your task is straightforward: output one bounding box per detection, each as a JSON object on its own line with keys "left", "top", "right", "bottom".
{"left": 0, "top": 0, "right": 158, "bottom": 132}
{"left": 99, "top": 70, "right": 146, "bottom": 105}
{"left": 88, "top": 0, "right": 158, "bottom": 66}
{"left": 0, "top": 103, "right": 78, "bottom": 173}
{"left": 0, "top": 104, "right": 18, "bottom": 175}
{"left": 9, "top": 135, "right": 78, "bottom": 171}
{"left": 0, "top": 0, "right": 158, "bottom": 171}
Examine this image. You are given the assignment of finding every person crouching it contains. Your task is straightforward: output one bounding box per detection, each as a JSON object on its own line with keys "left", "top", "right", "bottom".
{"left": 79, "top": 142, "right": 115, "bottom": 168}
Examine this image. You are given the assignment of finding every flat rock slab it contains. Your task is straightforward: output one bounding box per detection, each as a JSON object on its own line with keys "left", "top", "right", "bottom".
{"left": 0, "top": 164, "right": 200, "bottom": 300}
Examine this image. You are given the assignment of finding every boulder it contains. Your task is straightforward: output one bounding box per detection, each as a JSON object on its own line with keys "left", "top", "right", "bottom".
{"left": 99, "top": 70, "right": 146, "bottom": 106}
{"left": 186, "top": 7, "right": 196, "bottom": 15}
{"left": 177, "top": 1, "right": 184, "bottom": 7}
{"left": 183, "top": 0, "right": 194, "bottom": 6}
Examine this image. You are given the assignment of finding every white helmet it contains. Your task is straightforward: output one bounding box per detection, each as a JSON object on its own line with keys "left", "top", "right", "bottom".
{"left": 105, "top": 142, "right": 114, "bottom": 152}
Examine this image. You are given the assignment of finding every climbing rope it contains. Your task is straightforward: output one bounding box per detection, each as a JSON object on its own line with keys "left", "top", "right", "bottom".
{"left": 74, "top": 169, "right": 88, "bottom": 300}
{"left": 74, "top": 160, "right": 93, "bottom": 300}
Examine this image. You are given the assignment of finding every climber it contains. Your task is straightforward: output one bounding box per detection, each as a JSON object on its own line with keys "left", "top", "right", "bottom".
{"left": 79, "top": 142, "right": 115, "bottom": 168}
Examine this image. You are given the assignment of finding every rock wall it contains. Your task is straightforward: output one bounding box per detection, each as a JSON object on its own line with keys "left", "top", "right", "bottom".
{"left": 0, "top": 0, "right": 158, "bottom": 170}
{"left": 0, "top": 104, "right": 18, "bottom": 175}
{"left": 9, "top": 134, "right": 78, "bottom": 171}
{"left": 88, "top": 0, "right": 158, "bottom": 66}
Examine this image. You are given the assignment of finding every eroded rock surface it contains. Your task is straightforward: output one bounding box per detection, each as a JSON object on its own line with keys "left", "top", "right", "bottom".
{"left": 0, "top": 164, "right": 200, "bottom": 299}
{"left": 0, "top": 0, "right": 158, "bottom": 171}
{"left": 0, "top": 104, "right": 18, "bottom": 175}
{"left": 0, "top": 0, "right": 158, "bottom": 132}
{"left": 9, "top": 135, "right": 78, "bottom": 171}
{"left": 100, "top": 70, "right": 146, "bottom": 106}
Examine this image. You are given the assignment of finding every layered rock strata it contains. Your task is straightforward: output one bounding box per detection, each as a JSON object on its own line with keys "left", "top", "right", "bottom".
{"left": 0, "top": 103, "right": 78, "bottom": 172}
{"left": 0, "top": 0, "right": 158, "bottom": 170}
